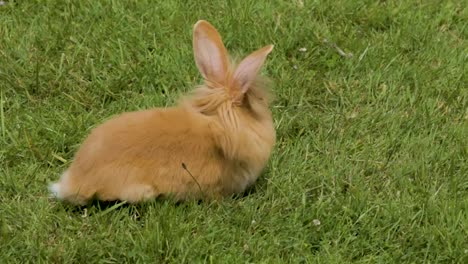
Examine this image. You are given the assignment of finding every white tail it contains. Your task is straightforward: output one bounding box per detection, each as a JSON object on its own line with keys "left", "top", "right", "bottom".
{"left": 49, "top": 182, "right": 62, "bottom": 198}
{"left": 49, "top": 170, "right": 70, "bottom": 199}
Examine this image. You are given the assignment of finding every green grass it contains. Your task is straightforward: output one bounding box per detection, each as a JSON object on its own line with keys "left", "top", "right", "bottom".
{"left": 1, "top": 0, "right": 467, "bottom": 262}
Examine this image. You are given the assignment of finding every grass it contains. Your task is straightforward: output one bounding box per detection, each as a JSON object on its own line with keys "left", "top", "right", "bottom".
{"left": 0, "top": 0, "right": 467, "bottom": 262}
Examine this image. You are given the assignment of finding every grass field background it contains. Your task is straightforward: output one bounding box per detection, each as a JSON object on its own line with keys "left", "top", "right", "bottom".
{"left": 1, "top": 0, "right": 467, "bottom": 262}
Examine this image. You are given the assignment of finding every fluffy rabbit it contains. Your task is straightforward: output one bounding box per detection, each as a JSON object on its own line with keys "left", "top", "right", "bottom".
{"left": 49, "top": 20, "right": 276, "bottom": 205}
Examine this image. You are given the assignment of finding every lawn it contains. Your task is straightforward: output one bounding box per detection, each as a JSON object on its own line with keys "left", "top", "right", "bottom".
{"left": 0, "top": 0, "right": 467, "bottom": 263}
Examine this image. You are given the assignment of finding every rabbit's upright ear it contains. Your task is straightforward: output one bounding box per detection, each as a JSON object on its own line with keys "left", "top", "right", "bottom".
{"left": 193, "top": 20, "right": 229, "bottom": 86}
{"left": 232, "top": 45, "right": 274, "bottom": 94}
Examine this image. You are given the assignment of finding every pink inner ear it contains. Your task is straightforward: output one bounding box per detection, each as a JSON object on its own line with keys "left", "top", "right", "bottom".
{"left": 232, "top": 45, "right": 274, "bottom": 93}
{"left": 203, "top": 40, "right": 227, "bottom": 82}
{"left": 193, "top": 21, "right": 229, "bottom": 86}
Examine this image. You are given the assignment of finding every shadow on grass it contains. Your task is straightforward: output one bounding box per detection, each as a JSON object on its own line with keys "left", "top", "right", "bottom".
{"left": 51, "top": 172, "right": 270, "bottom": 218}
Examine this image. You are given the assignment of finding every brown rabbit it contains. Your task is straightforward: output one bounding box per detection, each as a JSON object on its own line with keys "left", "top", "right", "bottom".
{"left": 49, "top": 20, "right": 276, "bottom": 205}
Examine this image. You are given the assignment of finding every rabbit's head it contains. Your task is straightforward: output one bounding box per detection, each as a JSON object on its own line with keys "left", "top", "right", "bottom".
{"left": 187, "top": 20, "right": 274, "bottom": 124}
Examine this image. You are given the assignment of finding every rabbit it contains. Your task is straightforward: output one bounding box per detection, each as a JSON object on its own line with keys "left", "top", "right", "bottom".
{"left": 49, "top": 20, "right": 276, "bottom": 205}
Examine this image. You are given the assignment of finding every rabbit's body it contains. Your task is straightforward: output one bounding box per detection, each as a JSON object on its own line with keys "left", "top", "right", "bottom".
{"left": 50, "top": 20, "right": 275, "bottom": 205}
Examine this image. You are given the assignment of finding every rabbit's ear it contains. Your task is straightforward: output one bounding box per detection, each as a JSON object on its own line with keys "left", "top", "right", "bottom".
{"left": 193, "top": 20, "right": 229, "bottom": 86}
{"left": 232, "top": 45, "right": 274, "bottom": 94}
